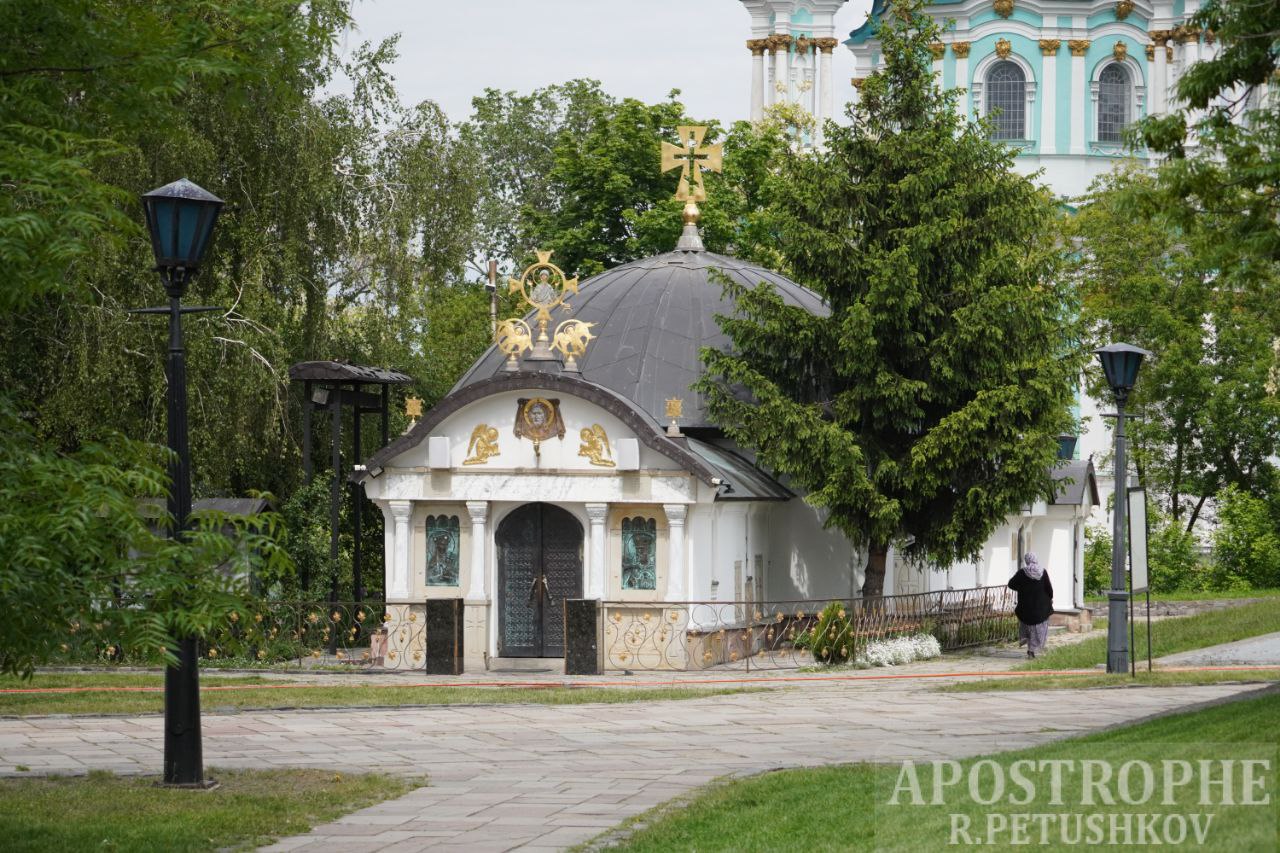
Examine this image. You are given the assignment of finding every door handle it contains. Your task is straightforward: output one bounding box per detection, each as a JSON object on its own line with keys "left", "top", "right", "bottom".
{"left": 529, "top": 573, "right": 542, "bottom": 604}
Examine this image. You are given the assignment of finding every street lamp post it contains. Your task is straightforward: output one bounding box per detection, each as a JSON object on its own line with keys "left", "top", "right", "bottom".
{"left": 139, "top": 178, "right": 224, "bottom": 786}
{"left": 1093, "top": 343, "right": 1151, "bottom": 675}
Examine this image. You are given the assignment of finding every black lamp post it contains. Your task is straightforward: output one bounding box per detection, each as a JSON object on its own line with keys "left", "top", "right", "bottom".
{"left": 1093, "top": 342, "right": 1151, "bottom": 674}
{"left": 140, "top": 178, "right": 223, "bottom": 786}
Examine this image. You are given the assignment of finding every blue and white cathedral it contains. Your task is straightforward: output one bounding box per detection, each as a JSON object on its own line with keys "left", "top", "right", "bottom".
{"left": 733, "top": 0, "right": 1229, "bottom": 606}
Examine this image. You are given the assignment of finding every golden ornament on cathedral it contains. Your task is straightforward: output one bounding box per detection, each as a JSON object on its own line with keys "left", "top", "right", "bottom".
{"left": 551, "top": 318, "right": 596, "bottom": 373}
{"left": 507, "top": 250, "right": 578, "bottom": 361}
{"left": 494, "top": 317, "right": 533, "bottom": 371}
{"left": 661, "top": 125, "right": 723, "bottom": 220}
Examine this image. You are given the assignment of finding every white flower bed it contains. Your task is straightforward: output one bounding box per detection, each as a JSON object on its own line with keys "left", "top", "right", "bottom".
{"left": 856, "top": 633, "right": 942, "bottom": 668}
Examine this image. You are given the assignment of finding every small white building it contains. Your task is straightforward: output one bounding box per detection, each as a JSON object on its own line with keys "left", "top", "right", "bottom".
{"left": 357, "top": 204, "right": 1096, "bottom": 670}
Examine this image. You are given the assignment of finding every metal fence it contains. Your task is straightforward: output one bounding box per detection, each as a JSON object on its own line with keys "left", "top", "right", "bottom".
{"left": 600, "top": 586, "right": 1017, "bottom": 672}
{"left": 62, "top": 600, "right": 426, "bottom": 670}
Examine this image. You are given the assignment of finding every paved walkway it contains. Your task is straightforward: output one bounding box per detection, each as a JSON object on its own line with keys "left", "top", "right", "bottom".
{"left": 1159, "top": 631, "right": 1280, "bottom": 667}
{"left": 0, "top": 674, "right": 1267, "bottom": 852}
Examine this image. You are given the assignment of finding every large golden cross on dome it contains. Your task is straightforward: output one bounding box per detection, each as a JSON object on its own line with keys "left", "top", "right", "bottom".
{"left": 661, "top": 126, "right": 722, "bottom": 202}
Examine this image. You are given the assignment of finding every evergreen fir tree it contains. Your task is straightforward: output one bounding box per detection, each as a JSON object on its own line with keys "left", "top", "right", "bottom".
{"left": 698, "top": 0, "right": 1082, "bottom": 595}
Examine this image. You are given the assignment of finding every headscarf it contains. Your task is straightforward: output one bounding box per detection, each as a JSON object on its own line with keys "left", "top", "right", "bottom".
{"left": 1022, "top": 552, "right": 1044, "bottom": 580}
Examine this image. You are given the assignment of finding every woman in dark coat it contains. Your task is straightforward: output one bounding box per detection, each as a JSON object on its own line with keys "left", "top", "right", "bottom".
{"left": 1008, "top": 552, "right": 1053, "bottom": 659}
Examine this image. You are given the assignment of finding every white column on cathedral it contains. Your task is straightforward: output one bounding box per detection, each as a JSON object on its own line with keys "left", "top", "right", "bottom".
{"left": 773, "top": 33, "right": 791, "bottom": 104}
{"left": 818, "top": 39, "right": 835, "bottom": 141}
{"left": 389, "top": 501, "right": 412, "bottom": 600}
{"left": 1152, "top": 31, "right": 1170, "bottom": 114}
{"left": 1040, "top": 40, "right": 1059, "bottom": 154}
{"left": 585, "top": 503, "right": 608, "bottom": 599}
{"left": 954, "top": 43, "right": 971, "bottom": 118}
{"left": 465, "top": 501, "right": 488, "bottom": 601}
{"left": 663, "top": 504, "right": 687, "bottom": 601}
{"left": 1069, "top": 39, "right": 1089, "bottom": 154}
{"left": 929, "top": 42, "right": 944, "bottom": 86}
{"left": 749, "top": 39, "right": 766, "bottom": 120}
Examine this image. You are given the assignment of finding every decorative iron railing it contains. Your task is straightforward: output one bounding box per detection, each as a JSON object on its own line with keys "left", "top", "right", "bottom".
{"left": 599, "top": 586, "right": 1017, "bottom": 672}
{"left": 59, "top": 600, "right": 427, "bottom": 670}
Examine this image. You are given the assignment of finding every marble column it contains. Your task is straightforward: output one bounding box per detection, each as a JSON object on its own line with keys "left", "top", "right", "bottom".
{"left": 817, "top": 39, "right": 836, "bottom": 144}
{"left": 1039, "top": 40, "right": 1060, "bottom": 154}
{"left": 389, "top": 501, "right": 412, "bottom": 600}
{"left": 585, "top": 503, "right": 608, "bottom": 599}
{"left": 748, "top": 39, "right": 767, "bottom": 120}
{"left": 953, "top": 42, "right": 971, "bottom": 118}
{"left": 1069, "top": 40, "right": 1090, "bottom": 154}
{"left": 929, "top": 42, "right": 945, "bottom": 86}
{"left": 663, "top": 504, "right": 688, "bottom": 602}
{"left": 772, "top": 34, "right": 791, "bottom": 105}
{"left": 1151, "top": 31, "right": 1170, "bottom": 114}
{"left": 465, "top": 501, "right": 488, "bottom": 601}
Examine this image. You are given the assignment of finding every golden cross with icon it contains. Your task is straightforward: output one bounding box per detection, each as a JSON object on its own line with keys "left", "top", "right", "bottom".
{"left": 661, "top": 126, "right": 723, "bottom": 202}
{"left": 507, "top": 250, "right": 578, "bottom": 361}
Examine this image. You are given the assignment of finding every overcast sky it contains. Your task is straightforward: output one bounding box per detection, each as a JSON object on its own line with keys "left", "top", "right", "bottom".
{"left": 334, "top": 0, "right": 874, "bottom": 125}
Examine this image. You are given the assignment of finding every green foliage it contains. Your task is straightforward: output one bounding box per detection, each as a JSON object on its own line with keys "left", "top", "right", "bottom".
{"left": 0, "top": 399, "right": 289, "bottom": 678}
{"left": 1137, "top": 0, "right": 1280, "bottom": 264}
{"left": 1071, "top": 166, "right": 1280, "bottom": 531}
{"left": 698, "top": 0, "right": 1081, "bottom": 594}
{"left": 1083, "top": 526, "right": 1111, "bottom": 596}
{"left": 796, "top": 602, "right": 856, "bottom": 664}
{"left": 1209, "top": 484, "right": 1280, "bottom": 591}
{"left": 1147, "top": 513, "right": 1203, "bottom": 593}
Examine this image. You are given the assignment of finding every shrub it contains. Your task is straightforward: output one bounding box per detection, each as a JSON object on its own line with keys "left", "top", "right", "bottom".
{"left": 858, "top": 633, "right": 941, "bottom": 668}
{"left": 1147, "top": 514, "right": 1203, "bottom": 593}
{"left": 1209, "top": 485, "right": 1280, "bottom": 591}
{"left": 805, "top": 601, "right": 855, "bottom": 665}
{"left": 1084, "top": 525, "right": 1111, "bottom": 595}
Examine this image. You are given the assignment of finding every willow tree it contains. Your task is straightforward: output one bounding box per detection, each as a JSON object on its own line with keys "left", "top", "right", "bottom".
{"left": 698, "top": 0, "right": 1081, "bottom": 596}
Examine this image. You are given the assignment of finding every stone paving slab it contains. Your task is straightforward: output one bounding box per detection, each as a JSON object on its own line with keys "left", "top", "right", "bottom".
{"left": 0, "top": 677, "right": 1269, "bottom": 851}
{"left": 1158, "top": 631, "right": 1280, "bottom": 667}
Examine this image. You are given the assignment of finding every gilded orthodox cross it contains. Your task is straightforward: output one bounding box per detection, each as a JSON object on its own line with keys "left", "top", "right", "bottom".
{"left": 661, "top": 126, "right": 722, "bottom": 203}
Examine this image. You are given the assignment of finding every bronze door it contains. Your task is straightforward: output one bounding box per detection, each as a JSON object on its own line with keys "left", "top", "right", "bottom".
{"left": 496, "top": 503, "right": 583, "bottom": 657}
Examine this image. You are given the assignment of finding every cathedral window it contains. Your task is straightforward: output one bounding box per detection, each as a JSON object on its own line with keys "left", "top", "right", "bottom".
{"left": 425, "top": 515, "right": 460, "bottom": 586}
{"left": 621, "top": 516, "right": 658, "bottom": 590}
{"left": 1097, "top": 64, "right": 1131, "bottom": 143}
{"left": 986, "top": 61, "right": 1026, "bottom": 140}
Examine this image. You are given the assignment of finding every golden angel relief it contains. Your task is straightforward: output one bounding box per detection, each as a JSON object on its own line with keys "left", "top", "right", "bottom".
{"left": 463, "top": 424, "right": 500, "bottom": 465}
{"left": 578, "top": 423, "right": 615, "bottom": 468}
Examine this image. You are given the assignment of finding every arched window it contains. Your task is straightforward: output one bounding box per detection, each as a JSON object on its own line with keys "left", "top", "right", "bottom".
{"left": 986, "top": 61, "right": 1026, "bottom": 140}
{"left": 1097, "top": 64, "right": 1131, "bottom": 143}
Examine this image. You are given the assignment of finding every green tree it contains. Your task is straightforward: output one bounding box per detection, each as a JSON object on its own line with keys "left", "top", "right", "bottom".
{"left": 1071, "top": 166, "right": 1280, "bottom": 531}
{"left": 698, "top": 0, "right": 1081, "bottom": 596}
{"left": 1138, "top": 0, "right": 1280, "bottom": 263}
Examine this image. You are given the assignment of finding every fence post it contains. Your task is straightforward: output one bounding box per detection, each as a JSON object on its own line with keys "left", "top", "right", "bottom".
{"left": 565, "top": 599, "right": 601, "bottom": 675}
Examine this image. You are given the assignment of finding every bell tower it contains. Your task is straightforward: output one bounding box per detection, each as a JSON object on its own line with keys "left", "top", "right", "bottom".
{"left": 738, "top": 1, "right": 850, "bottom": 145}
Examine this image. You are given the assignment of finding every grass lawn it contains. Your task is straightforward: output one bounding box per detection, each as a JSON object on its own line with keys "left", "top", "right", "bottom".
{"left": 0, "top": 767, "right": 419, "bottom": 852}
{"left": 1022, "top": 596, "right": 1280, "bottom": 672}
{"left": 942, "top": 668, "right": 1280, "bottom": 693}
{"left": 598, "top": 689, "right": 1280, "bottom": 852}
{"left": 0, "top": 673, "right": 757, "bottom": 716}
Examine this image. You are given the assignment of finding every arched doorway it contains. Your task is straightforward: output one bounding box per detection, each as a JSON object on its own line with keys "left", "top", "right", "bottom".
{"left": 496, "top": 503, "right": 584, "bottom": 657}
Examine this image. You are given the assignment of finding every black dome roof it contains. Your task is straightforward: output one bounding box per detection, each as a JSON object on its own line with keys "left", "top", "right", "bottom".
{"left": 452, "top": 248, "right": 828, "bottom": 429}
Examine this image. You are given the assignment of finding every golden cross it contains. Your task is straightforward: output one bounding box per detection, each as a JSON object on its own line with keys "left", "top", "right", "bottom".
{"left": 661, "top": 126, "right": 723, "bottom": 202}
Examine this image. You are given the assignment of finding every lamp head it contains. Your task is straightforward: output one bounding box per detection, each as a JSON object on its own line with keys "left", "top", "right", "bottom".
{"left": 141, "top": 178, "right": 223, "bottom": 295}
{"left": 1093, "top": 342, "right": 1152, "bottom": 398}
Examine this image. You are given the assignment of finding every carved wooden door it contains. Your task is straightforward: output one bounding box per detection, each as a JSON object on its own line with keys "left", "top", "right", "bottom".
{"left": 496, "top": 503, "right": 583, "bottom": 657}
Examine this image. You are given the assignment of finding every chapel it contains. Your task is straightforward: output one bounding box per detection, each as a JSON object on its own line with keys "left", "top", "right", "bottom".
{"left": 357, "top": 123, "right": 1095, "bottom": 672}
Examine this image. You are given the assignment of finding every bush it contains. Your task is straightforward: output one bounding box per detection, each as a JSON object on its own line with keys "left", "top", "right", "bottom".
{"left": 858, "top": 633, "right": 941, "bottom": 667}
{"left": 1084, "top": 526, "right": 1111, "bottom": 595}
{"left": 1209, "top": 485, "right": 1280, "bottom": 591}
{"left": 1147, "top": 514, "right": 1203, "bottom": 593}
{"left": 802, "top": 601, "right": 855, "bottom": 665}
{"left": 1087, "top": 512, "right": 1205, "bottom": 594}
